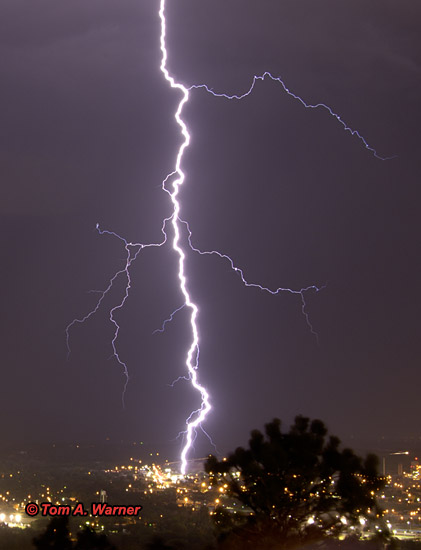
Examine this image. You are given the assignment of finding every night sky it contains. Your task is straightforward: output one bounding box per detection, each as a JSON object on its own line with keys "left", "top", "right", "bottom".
{"left": 1, "top": 0, "right": 420, "bottom": 460}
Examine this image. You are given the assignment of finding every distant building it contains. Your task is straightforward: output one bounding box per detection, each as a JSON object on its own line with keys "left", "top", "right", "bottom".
{"left": 410, "top": 459, "right": 420, "bottom": 480}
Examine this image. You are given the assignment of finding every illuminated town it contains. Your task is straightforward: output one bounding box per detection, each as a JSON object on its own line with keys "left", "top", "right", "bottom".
{"left": 0, "top": 445, "right": 420, "bottom": 547}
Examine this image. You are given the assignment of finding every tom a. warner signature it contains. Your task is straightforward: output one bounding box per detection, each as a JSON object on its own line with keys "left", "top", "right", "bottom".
{"left": 25, "top": 502, "right": 142, "bottom": 517}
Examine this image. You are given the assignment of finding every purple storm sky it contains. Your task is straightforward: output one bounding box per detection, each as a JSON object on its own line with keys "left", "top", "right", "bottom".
{"left": 0, "top": 0, "right": 420, "bottom": 458}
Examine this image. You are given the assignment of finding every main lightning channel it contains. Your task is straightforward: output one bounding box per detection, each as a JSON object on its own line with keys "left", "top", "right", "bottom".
{"left": 159, "top": 0, "right": 211, "bottom": 475}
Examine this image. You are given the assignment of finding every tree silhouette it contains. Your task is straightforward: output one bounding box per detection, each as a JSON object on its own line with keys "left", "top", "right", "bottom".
{"left": 33, "top": 516, "right": 72, "bottom": 550}
{"left": 145, "top": 534, "right": 176, "bottom": 550}
{"left": 33, "top": 519, "right": 116, "bottom": 550}
{"left": 206, "top": 416, "right": 388, "bottom": 549}
{"left": 74, "top": 526, "right": 117, "bottom": 550}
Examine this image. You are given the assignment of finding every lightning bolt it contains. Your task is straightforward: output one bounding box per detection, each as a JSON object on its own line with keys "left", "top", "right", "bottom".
{"left": 66, "top": 0, "right": 392, "bottom": 475}
{"left": 158, "top": 0, "right": 212, "bottom": 475}
{"left": 152, "top": 304, "right": 186, "bottom": 335}
{"left": 65, "top": 218, "right": 171, "bottom": 406}
{"left": 190, "top": 73, "right": 395, "bottom": 161}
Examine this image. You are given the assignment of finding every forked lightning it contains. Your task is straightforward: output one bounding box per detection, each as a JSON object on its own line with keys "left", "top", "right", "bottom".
{"left": 67, "top": 0, "right": 391, "bottom": 475}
